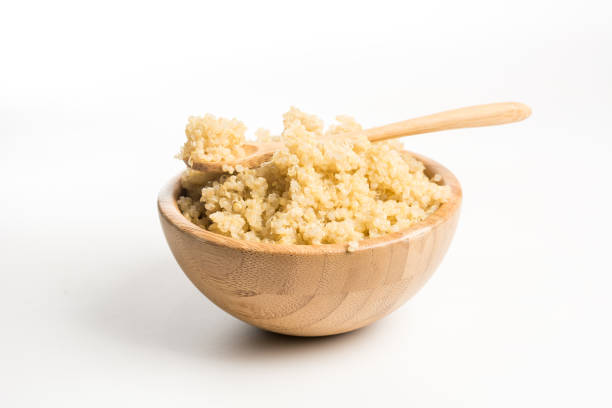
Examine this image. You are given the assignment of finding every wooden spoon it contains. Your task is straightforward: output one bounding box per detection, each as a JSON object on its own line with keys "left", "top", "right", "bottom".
{"left": 186, "top": 102, "right": 531, "bottom": 172}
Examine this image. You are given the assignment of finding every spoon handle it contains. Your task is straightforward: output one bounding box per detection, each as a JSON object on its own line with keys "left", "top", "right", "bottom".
{"left": 363, "top": 102, "right": 531, "bottom": 142}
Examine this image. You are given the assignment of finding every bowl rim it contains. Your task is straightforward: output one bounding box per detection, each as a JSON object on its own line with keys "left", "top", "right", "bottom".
{"left": 158, "top": 151, "right": 462, "bottom": 255}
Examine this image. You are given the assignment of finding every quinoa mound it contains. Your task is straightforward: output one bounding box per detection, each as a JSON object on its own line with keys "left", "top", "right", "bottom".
{"left": 179, "top": 114, "right": 247, "bottom": 164}
{"left": 177, "top": 108, "right": 450, "bottom": 251}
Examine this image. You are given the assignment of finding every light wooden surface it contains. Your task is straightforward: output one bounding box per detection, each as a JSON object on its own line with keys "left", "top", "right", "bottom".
{"left": 188, "top": 102, "right": 531, "bottom": 172}
{"left": 159, "top": 152, "right": 462, "bottom": 336}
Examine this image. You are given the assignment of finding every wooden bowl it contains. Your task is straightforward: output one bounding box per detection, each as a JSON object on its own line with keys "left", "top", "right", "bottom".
{"left": 158, "top": 152, "right": 462, "bottom": 336}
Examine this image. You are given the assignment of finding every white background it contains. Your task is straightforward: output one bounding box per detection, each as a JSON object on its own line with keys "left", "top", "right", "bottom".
{"left": 1, "top": 0, "right": 611, "bottom": 406}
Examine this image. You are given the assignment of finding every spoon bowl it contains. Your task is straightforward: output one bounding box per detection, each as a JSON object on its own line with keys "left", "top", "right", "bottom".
{"left": 187, "top": 142, "right": 281, "bottom": 173}
{"left": 159, "top": 151, "right": 462, "bottom": 336}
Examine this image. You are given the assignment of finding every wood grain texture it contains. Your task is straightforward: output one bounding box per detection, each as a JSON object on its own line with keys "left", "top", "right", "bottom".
{"left": 158, "top": 152, "right": 462, "bottom": 336}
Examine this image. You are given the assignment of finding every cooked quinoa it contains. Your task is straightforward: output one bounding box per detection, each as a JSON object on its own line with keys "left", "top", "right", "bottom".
{"left": 177, "top": 108, "right": 450, "bottom": 251}
{"left": 179, "top": 114, "right": 247, "bottom": 164}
